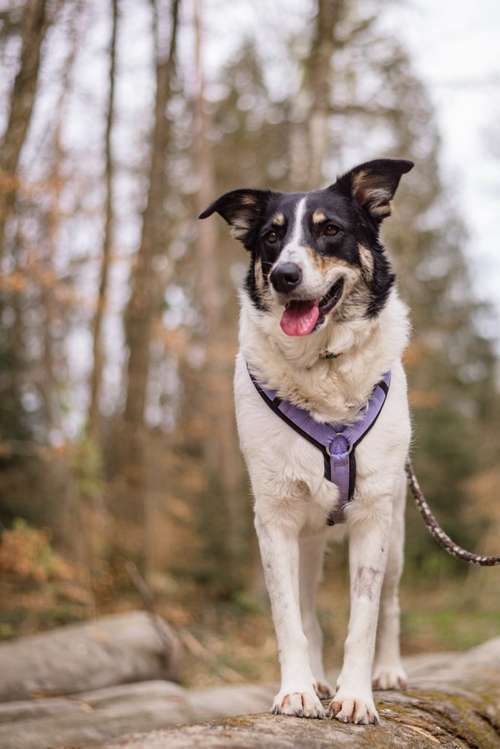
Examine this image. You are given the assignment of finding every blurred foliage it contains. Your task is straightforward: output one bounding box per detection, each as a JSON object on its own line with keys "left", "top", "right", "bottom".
{"left": 0, "top": 518, "right": 72, "bottom": 583}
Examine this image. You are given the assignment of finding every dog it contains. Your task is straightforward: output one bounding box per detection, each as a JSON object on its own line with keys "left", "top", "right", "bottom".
{"left": 199, "top": 158, "right": 414, "bottom": 724}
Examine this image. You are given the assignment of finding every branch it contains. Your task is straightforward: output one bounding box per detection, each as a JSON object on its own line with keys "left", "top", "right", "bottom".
{"left": 125, "top": 561, "right": 182, "bottom": 677}
{"left": 332, "top": 103, "right": 400, "bottom": 118}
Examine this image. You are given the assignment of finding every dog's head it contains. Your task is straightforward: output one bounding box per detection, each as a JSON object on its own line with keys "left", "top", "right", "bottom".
{"left": 199, "top": 158, "right": 413, "bottom": 336}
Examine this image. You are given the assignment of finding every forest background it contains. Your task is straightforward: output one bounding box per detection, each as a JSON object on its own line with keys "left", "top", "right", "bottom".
{"left": 1, "top": 0, "right": 499, "bottom": 688}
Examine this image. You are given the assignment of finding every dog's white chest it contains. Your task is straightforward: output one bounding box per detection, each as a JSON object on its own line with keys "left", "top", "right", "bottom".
{"left": 234, "top": 354, "right": 344, "bottom": 530}
{"left": 234, "top": 351, "right": 411, "bottom": 533}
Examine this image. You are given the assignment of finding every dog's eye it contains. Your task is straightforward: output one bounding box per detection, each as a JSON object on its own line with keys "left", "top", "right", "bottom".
{"left": 265, "top": 230, "right": 279, "bottom": 244}
{"left": 324, "top": 222, "right": 340, "bottom": 236}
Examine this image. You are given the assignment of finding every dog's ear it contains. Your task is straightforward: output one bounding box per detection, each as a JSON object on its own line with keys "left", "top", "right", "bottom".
{"left": 334, "top": 158, "right": 414, "bottom": 221}
{"left": 198, "top": 188, "right": 272, "bottom": 243}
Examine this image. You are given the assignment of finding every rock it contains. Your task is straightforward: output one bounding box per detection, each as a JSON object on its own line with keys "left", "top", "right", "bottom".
{"left": 0, "top": 611, "right": 180, "bottom": 702}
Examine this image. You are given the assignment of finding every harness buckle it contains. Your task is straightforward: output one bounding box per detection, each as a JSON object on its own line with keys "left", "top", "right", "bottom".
{"left": 328, "top": 433, "right": 351, "bottom": 458}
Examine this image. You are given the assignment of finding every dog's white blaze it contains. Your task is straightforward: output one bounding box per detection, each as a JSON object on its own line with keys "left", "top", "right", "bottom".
{"left": 272, "top": 194, "right": 334, "bottom": 299}
{"left": 273, "top": 196, "right": 325, "bottom": 295}
{"left": 278, "top": 196, "right": 307, "bottom": 265}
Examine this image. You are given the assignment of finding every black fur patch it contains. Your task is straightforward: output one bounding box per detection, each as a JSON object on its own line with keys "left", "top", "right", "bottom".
{"left": 245, "top": 255, "right": 268, "bottom": 312}
{"left": 366, "top": 242, "right": 395, "bottom": 318}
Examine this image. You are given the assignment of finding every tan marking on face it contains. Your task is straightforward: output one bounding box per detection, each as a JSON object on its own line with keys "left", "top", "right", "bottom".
{"left": 254, "top": 257, "right": 273, "bottom": 307}
{"left": 271, "top": 212, "right": 285, "bottom": 226}
{"left": 358, "top": 244, "right": 374, "bottom": 280}
{"left": 305, "top": 246, "right": 352, "bottom": 274}
{"left": 254, "top": 257, "right": 264, "bottom": 291}
{"left": 312, "top": 210, "right": 326, "bottom": 224}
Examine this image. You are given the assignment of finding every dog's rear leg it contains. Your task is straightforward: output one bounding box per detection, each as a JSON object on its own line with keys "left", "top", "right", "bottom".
{"left": 255, "top": 514, "right": 325, "bottom": 718}
{"left": 299, "top": 531, "right": 333, "bottom": 700}
{"left": 373, "top": 473, "right": 407, "bottom": 690}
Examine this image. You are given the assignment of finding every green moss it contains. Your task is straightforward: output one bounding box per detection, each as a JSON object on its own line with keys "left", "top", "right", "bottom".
{"left": 394, "top": 688, "right": 500, "bottom": 748}
{"left": 219, "top": 715, "right": 264, "bottom": 729}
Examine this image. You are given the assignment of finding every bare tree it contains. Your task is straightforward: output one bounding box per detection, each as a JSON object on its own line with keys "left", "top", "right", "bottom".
{"left": 0, "top": 0, "right": 49, "bottom": 264}
{"left": 192, "top": 0, "right": 246, "bottom": 592}
{"left": 87, "top": 0, "right": 119, "bottom": 438}
{"left": 290, "top": 0, "right": 344, "bottom": 188}
{"left": 37, "top": 1, "right": 83, "bottom": 438}
{"left": 118, "top": 0, "right": 180, "bottom": 570}
{"left": 123, "top": 0, "right": 180, "bottom": 429}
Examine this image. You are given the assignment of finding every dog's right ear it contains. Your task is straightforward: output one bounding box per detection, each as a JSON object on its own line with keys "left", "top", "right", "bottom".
{"left": 334, "top": 159, "right": 414, "bottom": 222}
{"left": 198, "top": 189, "right": 272, "bottom": 244}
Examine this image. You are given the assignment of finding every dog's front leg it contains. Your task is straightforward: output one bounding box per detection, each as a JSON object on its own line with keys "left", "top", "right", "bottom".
{"left": 330, "top": 498, "right": 392, "bottom": 724}
{"left": 255, "top": 514, "right": 325, "bottom": 718}
{"left": 299, "top": 531, "right": 333, "bottom": 700}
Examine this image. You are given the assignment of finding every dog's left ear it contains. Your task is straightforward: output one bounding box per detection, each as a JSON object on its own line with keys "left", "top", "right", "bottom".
{"left": 198, "top": 188, "right": 272, "bottom": 244}
{"left": 334, "top": 158, "right": 414, "bottom": 221}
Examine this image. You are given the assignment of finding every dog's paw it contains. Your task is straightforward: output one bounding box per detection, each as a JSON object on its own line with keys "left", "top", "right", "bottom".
{"left": 272, "top": 688, "right": 325, "bottom": 719}
{"left": 314, "top": 679, "right": 335, "bottom": 700}
{"left": 372, "top": 662, "right": 407, "bottom": 690}
{"left": 328, "top": 691, "right": 379, "bottom": 725}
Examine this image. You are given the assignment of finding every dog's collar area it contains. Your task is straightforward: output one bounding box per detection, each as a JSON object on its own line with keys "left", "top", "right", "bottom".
{"left": 246, "top": 363, "right": 391, "bottom": 525}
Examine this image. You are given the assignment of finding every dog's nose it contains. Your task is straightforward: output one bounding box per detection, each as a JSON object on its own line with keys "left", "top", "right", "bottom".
{"left": 270, "top": 262, "right": 302, "bottom": 293}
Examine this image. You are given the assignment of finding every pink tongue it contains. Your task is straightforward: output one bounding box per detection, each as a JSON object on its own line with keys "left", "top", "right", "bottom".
{"left": 280, "top": 301, "right": 320, "bottom": 336}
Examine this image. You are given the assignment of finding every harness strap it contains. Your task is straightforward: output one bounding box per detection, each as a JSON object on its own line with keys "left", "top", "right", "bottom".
{"left": 247, "top": 365, "right": 391, "bottom": 524}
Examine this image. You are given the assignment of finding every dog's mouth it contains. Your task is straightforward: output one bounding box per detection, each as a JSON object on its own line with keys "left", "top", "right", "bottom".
{"left": 280, "top": 278, "right": 345, "bottom": 337}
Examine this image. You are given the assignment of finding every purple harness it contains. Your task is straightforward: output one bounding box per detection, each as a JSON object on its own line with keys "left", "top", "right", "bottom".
{"left": 247, "top": 366, "right": 391, "bottom": 525}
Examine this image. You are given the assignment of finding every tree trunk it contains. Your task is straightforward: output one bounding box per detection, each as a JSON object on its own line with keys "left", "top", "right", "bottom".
{"left": 192, "top": 0, "right": 245, "bottom": 596}
{"left": 0, "top": 0, "right": 49, "bottom": 264}
{"left": 39, "top": 0, "right": 82, "bottom": 435}
{"left": 119, "top": 0, "right": 180, "bottom": 569}
{"left": 123, "top": 0, "right": 179, "bottom": 430}
{"left": 0, "top": 610, "right": 180, "bottom": 703}
{"left": 37, "top": 0, "right": 100, "bottom": 598}
{"left": 0, "top": 0, "right": 49, "bottom": 457}
{"left": 290, "top": 0, "right": 344, "bottom": 189}
{"left": 87, "top": 0, "right": 119, "bottom": 439}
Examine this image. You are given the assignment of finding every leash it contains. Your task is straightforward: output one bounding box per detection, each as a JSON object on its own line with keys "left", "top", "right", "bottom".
{"left": 406, "top": 460, "right": 500, "bottom": 566}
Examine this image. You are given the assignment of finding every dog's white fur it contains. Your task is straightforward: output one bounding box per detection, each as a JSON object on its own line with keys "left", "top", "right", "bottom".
{"left": 233, "top": 200, "right": 411, "bottom": 723}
